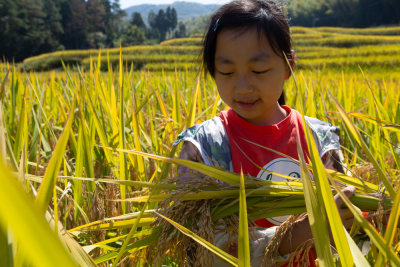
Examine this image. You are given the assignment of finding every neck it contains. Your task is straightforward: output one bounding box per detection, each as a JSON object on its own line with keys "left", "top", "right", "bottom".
{"left": 251, "top": 104, "right": 288, "bottom": 126}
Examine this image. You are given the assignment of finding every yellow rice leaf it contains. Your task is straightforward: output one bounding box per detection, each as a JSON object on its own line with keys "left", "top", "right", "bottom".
{"left": 69, "top": 218, "right": 154, "bottom": 231}
{"left": 119, "top": 55, "right": 127, "bottom": 213}
{"left": 129, "top": 93, "right": 146, "bottom": 181}
{"left": 112, "top": 179, "right": 154, "bottom": 267}
{"left": 26, "top": 174, "right": 179, "bottom": 191}
{"left": 121, "top": 188, "right": 303, "bottom": 203}
{"left": 328, "top": 90, "right": 396, "bottom": 199}
{"left": 74, "top": 124, "right": 84, "bottom": 222}
{"left": 102, "top": 147, "right": 241, "bottom": 185}
{"left": 344, "top": 230, "right": 370, "bottom": 267}
{"left": 13, "top": 96, "right": 27, "bottom": 165}
{"left": 304, "top": 124, "right": 354, "bottom": 266}
{"left": 297, "top": 138, "right": 335, "bottom": 267}
{"left": 0, "top": 160, "right": 78, "bottom": 267}
{"left": 155, "top": 211, "right": 238, "bottom": 266}
{"left": 186, "top": 74, "right": 200, "bottom": 128}
{"left": 93, "top": 232, "right": 159, "bottom": 264}
{"left": 326, "top": 169, "right": 380, "bottom": 194}
{"left": 35, "top": 99, "right": 75, "bottom": 214}
{"left": 375, "top": 187, "right": 400, "bottom": 266}
{"left": 238, "top": 170, "right": 251, "bottom": 267}
{"left": 348, "top": 112, "right": 390, "bottom": 125}
{"left": 382, "top": 124, "right": 400, "bottom": 133}
{"left": 328, "top": 177, "right": 400, "bottom": 266}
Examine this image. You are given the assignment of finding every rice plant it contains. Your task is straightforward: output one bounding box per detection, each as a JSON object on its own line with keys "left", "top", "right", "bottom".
{"left": 0, "top": 25, "right": 399, "bottom": 266}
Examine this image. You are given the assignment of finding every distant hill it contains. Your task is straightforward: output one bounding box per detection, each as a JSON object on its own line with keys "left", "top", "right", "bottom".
{"left": 124, "top": 1, "right": 220, "bottom": 22}
{"left": 181, "top": 15, "right": 210, "bottom": 36}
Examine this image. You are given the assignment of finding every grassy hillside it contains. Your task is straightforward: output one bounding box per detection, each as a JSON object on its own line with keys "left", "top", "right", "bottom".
{"left": 21, "top": 26, "right": 400, "bottom": 72}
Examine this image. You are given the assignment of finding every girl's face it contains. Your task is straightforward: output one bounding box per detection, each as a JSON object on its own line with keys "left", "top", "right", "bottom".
{"left": 214, "top": 27, "right": 290, "bottom": 125}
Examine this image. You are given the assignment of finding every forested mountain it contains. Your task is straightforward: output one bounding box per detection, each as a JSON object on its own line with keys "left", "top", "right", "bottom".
{"left": 125, "top": 0, "right": 400, "bottom": 33}
{"left": 125, "top": 1, "right": 220, "bottom": 21}
{"left": 0, "top": 0, "right": 126, "bottom": 61}
{"left": 288, "top": 0, "right": 400, "bottom": 27}
{"left": 0, "top": 0, "right": 181, "bottom": 61}
{"left": 1, "top": 0, "right": 399, "bottom": 62}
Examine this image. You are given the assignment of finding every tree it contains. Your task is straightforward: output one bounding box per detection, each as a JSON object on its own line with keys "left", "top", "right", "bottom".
{"left": 148, "top": 6, "right": 178, "bottom": 42}
{"left": 130, "top": 12, "right": 146, "bottom": 29}
{"left": 121, "top": 25, "right": 146, "bottom": 46}
{"left": 101, "top": 0, "right": 126, "bottom": 47}
{"left": 63, "top": 0, "right": 89, "bottom": 49}
{"left": 20, "top": 0, "right": 63, "bottom": 59}
{"left": 174, "top": 22, "right": 186, "bottom": 38}
{"left": 166, "top": 6, "right": 177, "bottom": 32}
{"left": 147, "top": 10, "right": 160, "bottom": 40}
{"left": 87, "top": 0, "right": 106, "bottom": 34}
{"left": 0, "top": 0, "right": 27, "bottom": 61}
{"left": 42, "top": 0, "right": 64, "bottom": 51}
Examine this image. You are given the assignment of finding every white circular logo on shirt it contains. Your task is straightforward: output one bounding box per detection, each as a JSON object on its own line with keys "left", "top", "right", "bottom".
{"left": 256, "top": 158, "right": 313, "bottom": 225}
{"left": 257, "top": 158, "right": 303, "bottom": 182}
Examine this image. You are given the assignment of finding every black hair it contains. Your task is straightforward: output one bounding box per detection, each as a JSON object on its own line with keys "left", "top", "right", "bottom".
{"left": 203, "top": 0, "right": 293, "bottom": 105}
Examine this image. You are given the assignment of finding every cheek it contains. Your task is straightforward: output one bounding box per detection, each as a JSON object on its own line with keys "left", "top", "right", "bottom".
{"left": 215, "top": 81, "right": 232, "bottom": 104}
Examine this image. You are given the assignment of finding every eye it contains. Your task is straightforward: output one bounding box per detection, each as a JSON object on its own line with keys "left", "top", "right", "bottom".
{"left": 218, "top": 71, "right": 234, "bottom": 76}
{"left": 252, "top": 69, "right": 269, "bottom": 74}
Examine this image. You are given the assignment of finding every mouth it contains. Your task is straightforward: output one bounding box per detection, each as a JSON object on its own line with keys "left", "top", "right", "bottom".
{"left": 235, "top": 99, "right": 260, "bottom": 109}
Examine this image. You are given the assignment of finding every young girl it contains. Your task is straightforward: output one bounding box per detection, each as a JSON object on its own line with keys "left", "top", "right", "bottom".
{"left": 174, "top": 0, "right": 355, "bottom": 265}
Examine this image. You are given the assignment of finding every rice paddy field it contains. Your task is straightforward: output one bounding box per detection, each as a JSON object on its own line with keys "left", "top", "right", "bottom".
{"left": 0, "top": 26, "right": 400, "bottom": 266}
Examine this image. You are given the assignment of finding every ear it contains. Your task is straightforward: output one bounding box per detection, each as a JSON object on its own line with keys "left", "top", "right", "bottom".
{"left": 285, "top": 50, "right": 296, "bottom": 80}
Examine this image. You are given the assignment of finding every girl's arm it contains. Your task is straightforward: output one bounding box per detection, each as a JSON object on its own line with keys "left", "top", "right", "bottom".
{"left": 278, "top": 187, "right": 356, "bottom": 255}
{"left": 278, "top": 148, "right": 351, "bottom": 255}
{"left": 177, "top": 141, "right": 204, "bottom": 185}
{"left": 322, "top": 149, "right": 345, "bottom": 173}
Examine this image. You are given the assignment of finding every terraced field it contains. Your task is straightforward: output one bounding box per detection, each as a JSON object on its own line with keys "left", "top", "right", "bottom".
{"left": 21, "top": 26, "right": 400, "bottom": 72}
{"left": 1, "top": 26, "right": 400, "bottom": 266}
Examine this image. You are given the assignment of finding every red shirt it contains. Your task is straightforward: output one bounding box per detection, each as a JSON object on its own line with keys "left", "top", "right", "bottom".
{"left": 219, "top": 106, "right": 317, "bottom": 266}
{"left": 219, "top": 106, "right": 311, "bottom": 177}
{"left": 220, "top": 106, "right": 312, "bottom": 226}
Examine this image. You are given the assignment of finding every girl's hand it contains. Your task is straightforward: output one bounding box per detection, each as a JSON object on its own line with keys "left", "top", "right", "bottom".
{"left": 334, "top": 186, "right": 356, "bottom": 231}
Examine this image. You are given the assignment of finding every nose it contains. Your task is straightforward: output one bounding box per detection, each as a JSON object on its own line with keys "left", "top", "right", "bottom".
{"left": 234, "top": 74, "right": 253, "bottom": 94}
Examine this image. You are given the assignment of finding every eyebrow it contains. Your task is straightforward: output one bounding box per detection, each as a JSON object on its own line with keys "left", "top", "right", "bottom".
{"left": 215, "top": 52, "right": 271, "bottom": 64}
{"left": 215, "top": 56, "right": 233, "bottom": 64}
{"left": 250, "top": 52, "right": 271, "bottom": 62}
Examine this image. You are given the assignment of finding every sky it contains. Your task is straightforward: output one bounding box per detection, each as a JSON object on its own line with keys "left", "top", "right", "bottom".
{"left": 120, "top": 0, "right": 231, "bottom": 9}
